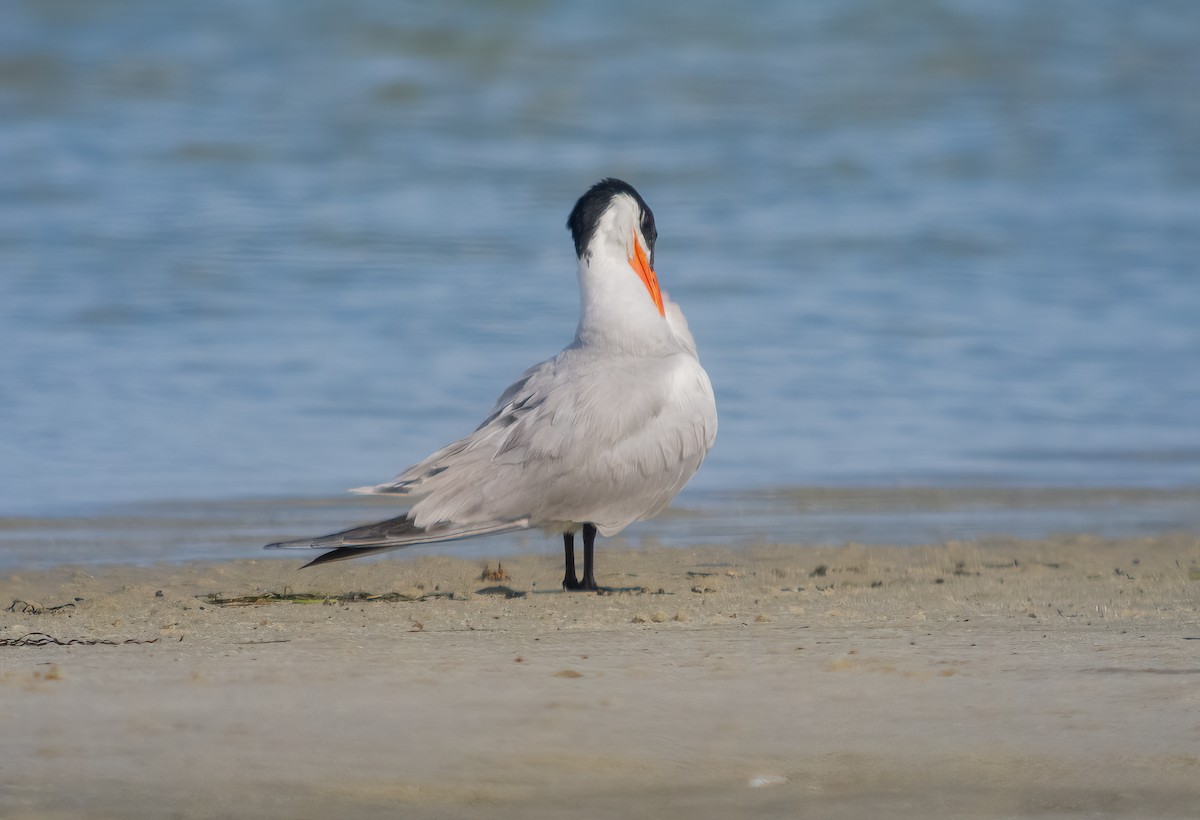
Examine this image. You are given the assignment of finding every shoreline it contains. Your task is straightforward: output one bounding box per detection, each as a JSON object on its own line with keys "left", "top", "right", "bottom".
{"left": 3, "top": 534, "right": 1199, "bottom": 818}
{"left": 4, "top": 483, "right": 1200, "bottom": 572}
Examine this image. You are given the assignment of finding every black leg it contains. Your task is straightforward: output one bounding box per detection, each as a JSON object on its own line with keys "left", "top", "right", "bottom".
{"left": 562, "top": 531, "right": 582, "bottom": 590}
{"left": 563, "top": 526, "right": 600, "bottom": 592}
{"left": 580, "top": 523, "right": 599, "bottom": 591}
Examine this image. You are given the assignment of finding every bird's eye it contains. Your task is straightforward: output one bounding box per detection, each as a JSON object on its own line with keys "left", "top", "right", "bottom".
{"left": 642, "top": 218, "right": 657, "bottom": 245}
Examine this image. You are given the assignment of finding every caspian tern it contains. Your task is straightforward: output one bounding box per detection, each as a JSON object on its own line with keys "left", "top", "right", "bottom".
{"left": 265, "top": 178, "right": 717, "bottom": 591}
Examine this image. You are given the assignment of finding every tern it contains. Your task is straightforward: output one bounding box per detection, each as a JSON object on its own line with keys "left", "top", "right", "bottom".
{"left": 266, "top": 178, "right": 717, "bottom": 591}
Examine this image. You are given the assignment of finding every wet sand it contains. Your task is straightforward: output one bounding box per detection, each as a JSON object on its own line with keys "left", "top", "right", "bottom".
{"left": 3, "top": 534, "right": 1199, "bottom": 819}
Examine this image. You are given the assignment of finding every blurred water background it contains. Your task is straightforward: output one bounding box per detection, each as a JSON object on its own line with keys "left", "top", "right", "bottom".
{"left": 2, "top": 0, "right": 1199, "bottom": 568}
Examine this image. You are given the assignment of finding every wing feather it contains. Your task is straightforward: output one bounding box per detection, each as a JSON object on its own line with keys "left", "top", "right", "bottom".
{"left": 264, "top": 514, "right": 530, "bottom": 566}
{"left": 301, "top": 342, "right": 715, "bottom": 543}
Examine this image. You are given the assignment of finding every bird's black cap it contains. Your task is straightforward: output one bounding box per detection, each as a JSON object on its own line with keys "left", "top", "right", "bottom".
{"left": 566, "top": 178, "right": 657, "bottom": 265}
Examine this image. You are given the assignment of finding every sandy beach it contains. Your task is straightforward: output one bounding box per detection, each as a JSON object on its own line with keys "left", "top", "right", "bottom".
{"left": 2, "top": 534, "right": 1199, "bottom": 819}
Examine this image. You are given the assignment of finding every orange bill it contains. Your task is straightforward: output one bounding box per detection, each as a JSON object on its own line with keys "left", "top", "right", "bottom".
{"left": 629, "top": 232, "right": 665, "bottom": 316}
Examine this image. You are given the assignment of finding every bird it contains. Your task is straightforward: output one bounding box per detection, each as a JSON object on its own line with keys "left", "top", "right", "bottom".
{"left": 265, "top": 178, "right": 717, "bottom": 591}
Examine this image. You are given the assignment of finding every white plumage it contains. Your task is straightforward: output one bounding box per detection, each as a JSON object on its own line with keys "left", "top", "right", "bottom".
{"left": 266, "top": 178, "right": 717, "bottom": 590}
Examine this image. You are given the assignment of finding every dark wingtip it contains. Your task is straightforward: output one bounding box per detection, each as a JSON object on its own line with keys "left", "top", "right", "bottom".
{"left": 265, "top": 513, "right": 424, "bottom": 566}
{"left": 264, "top": 540, "right": 303, "bottom": 551}
{"left": 300, "top": 544, "right": 407, "bottom": 568}
{"left": 300, "top": 548, "right": 357, "bottom": 568}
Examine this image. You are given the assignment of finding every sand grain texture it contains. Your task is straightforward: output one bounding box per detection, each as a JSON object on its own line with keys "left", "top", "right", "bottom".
{"left": 2, "top": 535, "right": 1199, "bottom": 819}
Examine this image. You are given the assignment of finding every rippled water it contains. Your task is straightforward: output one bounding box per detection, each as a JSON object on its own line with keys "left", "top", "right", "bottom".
{"left": 2, "top": 1, "right": 1199, "bottom": 564}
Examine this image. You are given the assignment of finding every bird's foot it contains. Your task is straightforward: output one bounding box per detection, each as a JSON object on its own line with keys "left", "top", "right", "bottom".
{"left": 562, "top": 577, "right": 601, "bottom": 593}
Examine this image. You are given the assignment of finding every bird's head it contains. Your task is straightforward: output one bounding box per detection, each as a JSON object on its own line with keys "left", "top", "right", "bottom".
{"left": 566, "top": 178, "right": 664, "bottom": 318}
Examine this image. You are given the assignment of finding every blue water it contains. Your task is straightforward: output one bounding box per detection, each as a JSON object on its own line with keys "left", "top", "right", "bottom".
{"left": 2, "top": 0, "right": 1199, "bottom": 533}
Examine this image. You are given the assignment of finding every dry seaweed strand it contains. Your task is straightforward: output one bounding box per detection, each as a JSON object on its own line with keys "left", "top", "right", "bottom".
{"left": 0, "top": 631, "right": 165, "bottom": 646}
{"left": 8, "top": 600, "right": 77, "bottom": 614}
{"left": 200, "top": 589, "right": 457, "bottom": 607}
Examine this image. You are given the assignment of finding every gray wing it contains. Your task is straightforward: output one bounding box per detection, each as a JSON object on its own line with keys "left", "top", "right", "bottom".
{"left": 351, "top": 357, "right": 558, "bottom": 499}
{"left": 263, "top": 362, "right": 558, "bottom": 565}
{"left": 356, "top": 346, "right": 717, "bottom": 536}
{"left": 264, "top": 514, "right": 529, "bottom": 566}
